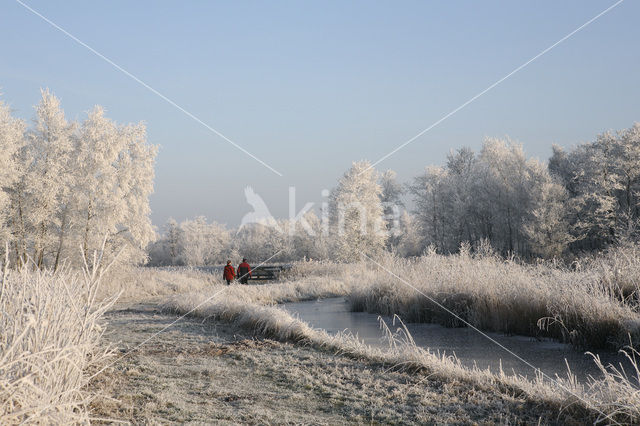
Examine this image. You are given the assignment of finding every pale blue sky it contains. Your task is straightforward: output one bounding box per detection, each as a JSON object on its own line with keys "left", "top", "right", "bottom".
{"left": 1, "top": 1, "right": 638, "bottom": 227}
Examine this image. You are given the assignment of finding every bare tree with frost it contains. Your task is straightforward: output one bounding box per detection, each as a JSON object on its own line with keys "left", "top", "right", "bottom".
{"left": 379, "top": 169, "right": 404, "bottom": 249}
{"left": 0, "top": 90, "right": 157, "bottom": 268}
{"left": 411, "top": 138, "right": 570, "bottom": 258}
{"left": 0, "top": 100, "right": 25, "bottom": 254}
{"left": 180, "top": 216, "right": 230, "bottom": 266}
{"left": 23, "top": 89, "right": 76, "bottom": 268}
{"left": 329, "top": 161, "right": 386, "bottom": 261}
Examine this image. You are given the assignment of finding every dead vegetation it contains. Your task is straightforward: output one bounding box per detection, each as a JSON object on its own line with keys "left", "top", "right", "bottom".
{"left": 0, "top": 260, "right": 117, "bottom": 424}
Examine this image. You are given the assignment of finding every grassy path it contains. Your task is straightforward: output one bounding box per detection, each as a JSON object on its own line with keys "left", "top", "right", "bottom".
{"left": 89, "top": 304, "right": 574, "bottom": 424}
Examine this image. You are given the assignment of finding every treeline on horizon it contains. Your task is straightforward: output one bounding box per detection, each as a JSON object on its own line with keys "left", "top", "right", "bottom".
{"left": 1, "top": 90, "right": 637, "bottom": 268}
{"left": 150, "top": 123, "right": 640, "bottom": 266}
{"left": 0, "top": 90, "right": 157, "bottom": 269}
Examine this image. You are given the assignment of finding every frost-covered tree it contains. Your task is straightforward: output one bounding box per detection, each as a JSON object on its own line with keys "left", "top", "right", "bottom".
{"left": 149, "top": 212, "right": 331, "bottom": 265}
{"left": 1, "top": 90, "right": 157, "bottom": 269}
{"left": 478, "top": 138, "right": 543, "bottom": 254}
{"left": 148, "top": 216, "right": 232, "bottom": 266}
{"left": 234, "top": 221, "right": 289, "bottom": 262}
{"left": 523, "top": 170, "right": 572, "bottom": 258}
{"left": 147, "top": 218, "right": 186, "bottom": 266}
{"left": 165, "top": 218, "right": 184, "bottom": 265}
{"left": 409, "top": 165, "right": 449, "bottom": 252}
{"left": 110, "top": 120, "right": 157, "bottom": 264}
{"left": 549, "top": 123, "right": 640, "bottom": 251}
{"left": 615, "top": 125, "right": 640, "bottom": 204}
{"left": 69, "top": 106, "right": 156, "bottom": 266}
{"left": 395, "top": 210, "right": 422, "bottom": 257}
{"left": 288, "top": 211, "right": 329, "bottom": 260}
{"left": 329, "top": 161, "right": 386, "bottom": 261}
{"left": 180, "top": 216, "right": 230, "bottom": 266}
{"left": 0, "top": 100, "right": 25, "bottom": 253}
{"left": 411, "top": 139, "right": 570, "bottom": 258}
{"left": 22, "top": 89, "right": 76, "bottom": 268}
{"left": 379, "top": 169, "right": 404, "bottom": 249}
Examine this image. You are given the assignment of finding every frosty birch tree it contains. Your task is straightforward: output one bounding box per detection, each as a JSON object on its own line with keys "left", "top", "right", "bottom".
{"left": 329, "top": 161, "right": 386, "bottom": 261}
{"left": 112, "top": 121, "right": 158, "bottom": 263}
{"left": 24, "top": 89, "right": 76, "bottom": 268}
{"left": 0, "top": 90, "right": 157, "bottom": 268}
{"left": 379, "top": 169, "right": 404, "bottom": 249}
{"left": 0, "top": 101, "right": 25, "bottom": 253}
{"left": 180, "top": 216, "right": 230, "bottom": 266}
{"left": 73, "top": 106, "right": 121, "bottom": 266}
{"left": 70, "top": 106, "right": 157, "bottom": 266}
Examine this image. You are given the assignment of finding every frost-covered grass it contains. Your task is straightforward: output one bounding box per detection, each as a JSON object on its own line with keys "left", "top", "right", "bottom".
{"left": 92, "top": 306, "right": 572, "bottom": 424}
{"left": 218, "top": 275, "right": 351, "bottom": 305}
{"left": 98, "top": 263, "right": 352, "bottom": 304}
{"left": 98, "top": 265, "right": 221, "bottom": 301}
{"left": 101, "top": 248, "right": 640, "bottom": 422}
{"left": 579, "top": 243, "right": 640, "bottom": 304}
{"left": 0, "top": 264, "right": 116, "bottom": 424}
{"left": 162, "top": 289, "right": 640, "bottom": 424}
{"left": 129, "top": 248, "right": 640, "bottom": 350}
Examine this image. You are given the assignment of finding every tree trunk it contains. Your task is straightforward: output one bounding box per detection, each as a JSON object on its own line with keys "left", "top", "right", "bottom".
{"left": 53, "top": 207, "right": 69, "bottom": 272}
{"left": 16, "top": 192, "right": 26, "bottom": 269}
{"left": 82, "top": 201, "right": 93, "bottom": 265}
{"left": 35, "top": 221, "right": 46, "bottom": 270}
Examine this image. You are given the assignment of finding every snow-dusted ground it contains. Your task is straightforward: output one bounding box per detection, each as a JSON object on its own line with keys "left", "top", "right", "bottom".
{"left": 92, "top": 303, "right": 571, "bottom": 424}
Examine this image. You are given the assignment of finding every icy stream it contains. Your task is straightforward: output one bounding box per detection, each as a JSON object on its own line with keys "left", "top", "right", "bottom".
{"left": 282, "top": 297, "right": 633, "bottom": 382}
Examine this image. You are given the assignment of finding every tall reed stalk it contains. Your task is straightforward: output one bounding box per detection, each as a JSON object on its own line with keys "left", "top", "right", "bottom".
{"left": 0, "top": 252, "right": 117, "bottom": 424}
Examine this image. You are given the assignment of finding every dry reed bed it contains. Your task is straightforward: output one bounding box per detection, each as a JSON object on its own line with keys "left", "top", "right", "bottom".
{"left": 340, "top": 251, "right": 640, "bottom": 350}
{"left": 0, "top": 264, "right": 116, "bottom": 424}
{"left": 147, "top": 250, "right": 640, "bottom": 350}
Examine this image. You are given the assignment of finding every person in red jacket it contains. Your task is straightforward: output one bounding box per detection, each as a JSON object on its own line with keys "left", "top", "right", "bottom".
{"left": 223, "top": 260, "right": 235, "bottom": 285}
{"left": 237, "top": 258, "right": 251, "bottom": 284}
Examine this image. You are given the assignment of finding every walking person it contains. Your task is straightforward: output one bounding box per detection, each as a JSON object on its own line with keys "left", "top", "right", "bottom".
{"left": 223, "top": 260, "right": 235, "bottom": 285}
{"left": 237, "top": 258, "right": 251, "bottom": 284}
